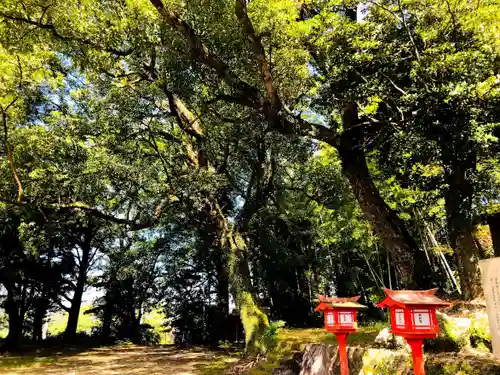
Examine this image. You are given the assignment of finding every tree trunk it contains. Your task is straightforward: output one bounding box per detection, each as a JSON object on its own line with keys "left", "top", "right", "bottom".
{"left": 101, "top": 297, "right": 113, "bottom": 339}
{"left": 228, "top": 231, "right": 269, "bottom": 353}
{"left": 64, "top": 227, "right": 93, "bottom": 340}
{"left": 199, "top": 203, "right": 230, "bottom": 344}
{"left": 334, "top": 104, "right": 424, "bottom": 288}
{"left": 32, "top": 314, "right": 43, "bottom": 342}
{"left": 472, "top": 228, "right": 491, "bottom": 259}
{"left": 169, "top": 92, "right": 269, "bottom": 350}
{"left": 129, "top": 298, "right": 141, "bottom": 343}
{"left": 215, "top": 250, "right": 230, "bottom": 343}
{"left": 443, "top": 147, "right": 481, "bottom": 299}
{"left": 214, "top": 203, "right": 269, "bottom": 353}
{"left": 65, "top": 287, "right": 84, "bottom": 340}
{"left": 487, "top": 213, "right": 500, "bottom": 257}
{"left": 3, "top": 289, "right": 22, "bottom": 352}
{"left": 450, "top": 229, "right": 481, "bottom": 298}
{"left": 4, "top": 314, "right": 22, "bottom": 352}
{"left": 32, "top": 296, "right": 48, "bottom": 341}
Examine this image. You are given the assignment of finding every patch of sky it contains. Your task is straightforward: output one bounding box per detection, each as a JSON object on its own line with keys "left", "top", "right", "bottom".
{"left": 301, "top": 109, "right": 328, "bottom": 126}
{"left": 308, "top": 63, "right": 320, "bottom": 77}
{"left": 357, "top": 3, "right": 371, "bottom": 23}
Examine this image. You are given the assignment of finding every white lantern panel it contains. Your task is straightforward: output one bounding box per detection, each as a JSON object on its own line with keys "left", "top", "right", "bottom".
{"left": 339, "top": 312, "right": 353, "bottom": 325}
{"left": 412, "top": 309, "right": 431, "bottom": 329}
{"left": 395, "top": 308, "right": 405, "bottom": 327}
{"left": 327, "top": 312, "right": 335, "bottom": 325}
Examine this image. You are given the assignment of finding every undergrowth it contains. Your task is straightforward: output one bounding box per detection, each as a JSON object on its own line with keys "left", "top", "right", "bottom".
{"left": 246, "top": 322, "right": 387, "bottom": 375}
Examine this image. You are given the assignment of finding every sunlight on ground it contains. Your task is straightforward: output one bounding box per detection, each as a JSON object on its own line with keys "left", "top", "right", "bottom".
{"left": 0, "top": 325, "right": 385, "bottom": 375}
{"left": 278, "top": 322, "right": 387, "bottom": 349}
{"left": 0, "top": 345, "right": 238, "bottom": 375}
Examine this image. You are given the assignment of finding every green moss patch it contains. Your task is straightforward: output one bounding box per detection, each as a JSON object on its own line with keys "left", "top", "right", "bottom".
{"left": 426, "top": 354, "right": 500, "bottom": 375}
{"left": 468, "top": 313, "right": 492, "bottom": 352}
{"left": 425, "top": 312, "right": 471, "bottom": 353}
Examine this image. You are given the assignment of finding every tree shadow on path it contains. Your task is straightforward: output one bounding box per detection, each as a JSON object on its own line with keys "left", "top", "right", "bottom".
{"left": 1, "top": 345, "right": 238, "bottom": 375}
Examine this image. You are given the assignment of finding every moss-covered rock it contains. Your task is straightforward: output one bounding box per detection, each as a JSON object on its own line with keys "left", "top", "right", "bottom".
{"left": 355, "top": 347, "right": 410, "bottom": 375}
{"left": 426, "top": 354, "right": 500, "bottom": 375}
{"left": 257, "top": 326, "right": 499, "bottom": 375}
{"left": 296, "top": 343, "right": 500, "bottom": 375}
{"left": 423, "top": 310, "right": 492, "bottom": 354}
{"left": 425, "top": 312, "right": 471, "bottom": 353}
{"left": 373, "top": 328, "right": 406, "bottom": 349}
{"left": 468, "top": 313, "right": 492, "bottom": 352}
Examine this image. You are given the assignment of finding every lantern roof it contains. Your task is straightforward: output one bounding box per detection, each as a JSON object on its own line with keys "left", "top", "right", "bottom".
{"left": 318, "top": 295, "right": 360, "bottom": 303}
{"left": 314, "top": 295, "right": 367, "bottom": 312}
{"left": 376, "top": 288, "right": 450, "bottom": 309}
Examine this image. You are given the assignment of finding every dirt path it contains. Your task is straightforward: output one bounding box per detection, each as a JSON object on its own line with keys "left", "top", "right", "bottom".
{"left": 3, "top": 345, "right": 237, "bottom": 375}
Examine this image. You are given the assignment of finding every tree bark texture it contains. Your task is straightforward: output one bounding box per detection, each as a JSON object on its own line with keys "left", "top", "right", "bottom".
{"left": 229, "top": 231, "right": 269, "bottom": 352}
{"left": 214, "top": 204, "right": 269, "bottom": 353}
{"left": 443, "top": 145, "right": 481, "bottom": 299}
{"left": 169, "top": 91, "right": 270, "bottom": 351}
{"left": 335, "top": 105, "right": 424, "bottom": 288}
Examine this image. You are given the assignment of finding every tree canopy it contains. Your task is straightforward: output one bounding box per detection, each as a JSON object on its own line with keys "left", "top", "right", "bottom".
{"left": 0, "top": 0, "right": 499, "bottom": 353}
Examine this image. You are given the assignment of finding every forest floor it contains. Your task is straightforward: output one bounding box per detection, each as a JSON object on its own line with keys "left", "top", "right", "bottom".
{"left": 0, "top": 345, "right": 239, "bottom": 375}
{"left": 0, "top": 325, "right": 388, "bottom": 375}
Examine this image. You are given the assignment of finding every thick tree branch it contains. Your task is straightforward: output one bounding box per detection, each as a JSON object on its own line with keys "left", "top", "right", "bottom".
{"left": 166, "top": 90, "right": 204, "bottom": 140}
{"left": 235, "top": 0, "right": 281, "bottom": 119}
{"left": 65, "top": 279, "right": 77, "bottom": 290}
{"left": 148, "top": 0, "right": 345, "bottom": 147}
{"left": 274, "top": 113, "right": 340, "bottom": 146}
{"left": 162, "top": 86, "right": 206, "bottom": 166}
{"left": 149, "top": 0, "right": 260, "bottom": 101}
{"left": 56, "top": 300, "right": 71, "bottom": 312}
{"left": 61, "top": 293, "right": 73, "bottom": 303}
{"left": 56, "top": 203, "right": 164, "bottom": 230}
{"left": 232, "top": 0, "right": 348, "bottom": 144}
{"left": 1, "top": 199, "right": 166, "bottom": 230}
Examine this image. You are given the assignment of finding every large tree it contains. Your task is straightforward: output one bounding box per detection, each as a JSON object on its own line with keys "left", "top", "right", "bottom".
{"left": 302, "top": 0, "right": 500, "bottom": 297}
{"left": 0, "top": 0, "right": 426, "bottom": 290}
{"left": 1, "top": 1, "right": 499, "bottom": 353}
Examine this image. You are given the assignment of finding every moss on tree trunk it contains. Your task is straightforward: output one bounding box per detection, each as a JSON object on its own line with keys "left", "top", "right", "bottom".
{"left": 228, "top": 232, "right": 269, "bottom": 353}
{"left": 218, "top": 210, "right": 269, "bottom": 353}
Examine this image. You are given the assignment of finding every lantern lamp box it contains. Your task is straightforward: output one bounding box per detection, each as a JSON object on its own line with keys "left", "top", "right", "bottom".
{"left": 376, "top": 288, "right": 449, "bottom": 339}
{"left": 315, "top": 296, "right": 367, "bottom": 333}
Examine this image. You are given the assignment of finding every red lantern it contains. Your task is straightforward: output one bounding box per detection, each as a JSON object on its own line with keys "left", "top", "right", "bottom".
{"left": 377, "top": 288, "right": 449, "bottom": 375}
{"left": 315, "top": 296, "right": 366, "bottom": 375}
